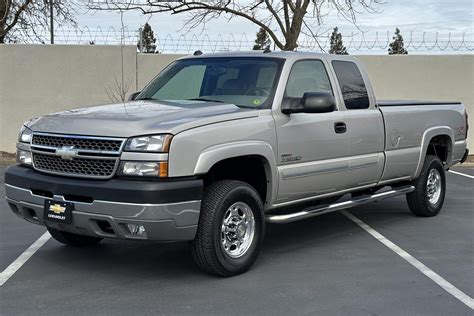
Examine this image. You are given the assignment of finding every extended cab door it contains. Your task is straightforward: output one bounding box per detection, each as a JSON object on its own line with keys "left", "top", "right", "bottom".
{"left": 273, "top": 59, "right": 349, "bottom": 205}
{"left": 330, "top": 59, "right": 385, "bottom": 188}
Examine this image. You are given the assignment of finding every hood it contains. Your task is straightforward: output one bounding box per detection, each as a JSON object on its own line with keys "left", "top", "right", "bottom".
{"left": 28, "top": 100, "right": 258, "bottom": 137}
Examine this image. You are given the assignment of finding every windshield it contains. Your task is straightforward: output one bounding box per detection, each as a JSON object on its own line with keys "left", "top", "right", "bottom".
{"left": 137, "top": 57, "right": 284, "bottom": 108}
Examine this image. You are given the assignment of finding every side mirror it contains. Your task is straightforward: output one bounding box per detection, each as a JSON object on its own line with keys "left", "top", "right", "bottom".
{"left": 128, "top": 91, "right": 141, "bottom": 101}
{"left": 301, "top": 92, "right": 336, "bottom": 113}
{"left": 282, "top": 92, "right": 336, "bottom": 114}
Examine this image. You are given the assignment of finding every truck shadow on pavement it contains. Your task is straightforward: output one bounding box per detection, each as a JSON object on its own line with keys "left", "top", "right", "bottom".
{"left": 35, "top": 200, "right": 415, "bottom": 280}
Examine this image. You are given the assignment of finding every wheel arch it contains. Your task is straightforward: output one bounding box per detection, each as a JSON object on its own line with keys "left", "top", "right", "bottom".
{"left": 414, "top": 126, "right": 454, "bottom": 178}
{"left": 194, "top": 141, "right": 278, "bottom": 208}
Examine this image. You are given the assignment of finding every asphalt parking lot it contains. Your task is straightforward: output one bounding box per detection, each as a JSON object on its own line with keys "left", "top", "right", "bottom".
{"left": 0, "top": 164, "right": 472, "bottom": 315}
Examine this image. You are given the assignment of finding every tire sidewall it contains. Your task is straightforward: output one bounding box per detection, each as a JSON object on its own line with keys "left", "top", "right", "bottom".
{"left": 423, "top": 158, "right": 446, "bottom": 214}
{"left": 211, "top": 185, "right": 265, "bottom": 274}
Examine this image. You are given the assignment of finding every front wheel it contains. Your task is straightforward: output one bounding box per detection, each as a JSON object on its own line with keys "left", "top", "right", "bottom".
{"left": 192, "top": 180, "right": 265, "bottom": 277}
{"left": 406, "top": 155, "right": 446, "bottom": 217}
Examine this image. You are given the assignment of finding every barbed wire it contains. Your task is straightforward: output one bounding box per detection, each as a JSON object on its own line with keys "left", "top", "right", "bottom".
{"left": 14, "top": 26, "right": 474, "bottom": 53}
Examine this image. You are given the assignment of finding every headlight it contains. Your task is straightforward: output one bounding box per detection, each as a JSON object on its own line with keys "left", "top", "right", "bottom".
{"left": 17, "top": 150, "right": 32, "bottom": 165}
{"left": 118, "top": 161, "right": 168, "bottom": 177}
{"left": 19, "top": 126, "right": 33, "bottom": 143}
{"left": 125, "top": 134, "right": 173, "bottom": 152}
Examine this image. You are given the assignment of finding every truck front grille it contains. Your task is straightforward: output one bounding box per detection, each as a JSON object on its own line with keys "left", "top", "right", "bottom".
{"left": 33, "top": 153, "right": 117, "bottom": 178}
{"left": 30, "top": 133, "right": 125, "bottom": 179}
{"left": 32, "top": 134, "right": 123, "bottom": 152}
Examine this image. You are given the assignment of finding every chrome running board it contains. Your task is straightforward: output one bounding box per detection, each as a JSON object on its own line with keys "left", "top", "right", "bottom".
{"left": 266, "top": 185, "right": 415, "bottom": 224}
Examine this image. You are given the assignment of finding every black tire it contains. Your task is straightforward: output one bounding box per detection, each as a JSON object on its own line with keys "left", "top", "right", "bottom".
{"left": 406, "top": 155, "right": 446, "bottom": 217}
{"left": 192, "top": 180, "right": 265, "bottom": 277}
{"left": 47, "top": 227, "right": 103, "bottom": 247}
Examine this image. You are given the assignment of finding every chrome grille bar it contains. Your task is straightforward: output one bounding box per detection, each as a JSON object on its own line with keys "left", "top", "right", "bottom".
{"left": 32, "top": 132, "right": 124, "bottom": 153}
{"left": 30, "top": 133, "right": 125, "bottom": 179}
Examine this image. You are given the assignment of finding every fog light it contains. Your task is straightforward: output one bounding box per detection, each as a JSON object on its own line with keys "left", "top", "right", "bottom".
{"left": 126, "top": 224, "right": 147, "bottom": 237}
{"left": 17, "top": 150, "right": 32, "bottom": 165}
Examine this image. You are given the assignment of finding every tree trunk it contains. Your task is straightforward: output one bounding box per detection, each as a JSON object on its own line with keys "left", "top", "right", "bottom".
{"left": 280, "top": 2, "right": 307, "bottom": 51}
{"left": 283, "top": 34, "right": 299, "bottom": 51}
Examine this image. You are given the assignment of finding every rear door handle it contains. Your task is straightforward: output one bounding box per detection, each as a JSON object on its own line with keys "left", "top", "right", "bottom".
{"left": 334, "top": 122, "right": 347, "bottom": 134}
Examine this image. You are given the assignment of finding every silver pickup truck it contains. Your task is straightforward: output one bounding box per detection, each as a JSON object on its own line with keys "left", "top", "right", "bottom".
{"left": 5, "top": 52, "right": 469, "bottom": 276}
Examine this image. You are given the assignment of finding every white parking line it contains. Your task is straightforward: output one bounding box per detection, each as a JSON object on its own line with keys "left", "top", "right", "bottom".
{"left": 0, "top": 232, "right": 51, "bottom": 287}
{"left": 342, "top": 210, "right": 474, "bottom": 310}
{"left": 449, "top": 170, "right": 474, "bottom": 179}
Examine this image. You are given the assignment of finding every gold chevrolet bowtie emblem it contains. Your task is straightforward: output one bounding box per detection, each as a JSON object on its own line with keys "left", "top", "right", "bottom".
{"left": 49, "top": 204, "right": 66, "bottom": 214}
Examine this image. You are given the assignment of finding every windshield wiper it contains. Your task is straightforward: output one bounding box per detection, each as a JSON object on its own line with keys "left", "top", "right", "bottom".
{"left": 136, "top": 97, "right": 157, "bottom": 101}
{"left": 187, "top": 98, "right": 225, "bottom": 103}
{"left": 233, "top": 104, "right": 256, "bottom": 109}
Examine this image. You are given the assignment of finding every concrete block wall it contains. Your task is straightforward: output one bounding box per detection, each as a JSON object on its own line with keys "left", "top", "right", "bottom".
{"left": 1, "top": 45, "right": 136, "bottom": 152}
{"left": 358, "top": 54, "right": 473, "bottom": 153}
{"left": 0, "top": 45, "right": 472, "bottom": 152}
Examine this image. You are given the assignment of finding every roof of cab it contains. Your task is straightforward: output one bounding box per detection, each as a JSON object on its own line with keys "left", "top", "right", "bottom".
{"left": 178, "top": 50, "right": 357, "bottom": 63}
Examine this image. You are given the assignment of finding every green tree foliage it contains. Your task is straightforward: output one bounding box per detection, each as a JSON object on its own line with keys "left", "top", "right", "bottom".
{"left": 253, "top": 27, "right": 271, "bottom": 50}
{"left": 388, "top": 28, "right": 408, "bottom": 55}
{"left": 138, "top": 22, "right": 157, "bottom": 53}
{"left": 329, "top": 27, "right": 348, "bottom": 55}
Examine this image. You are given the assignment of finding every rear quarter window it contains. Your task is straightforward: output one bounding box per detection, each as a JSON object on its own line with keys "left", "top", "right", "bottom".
{"left": 332, "top": 61, "right": 370, "bottom": 109}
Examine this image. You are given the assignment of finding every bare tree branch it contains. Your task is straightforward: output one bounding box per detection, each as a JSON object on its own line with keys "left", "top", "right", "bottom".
{"left": 264, "top": 0, "right": 286, "bottom": 37}
{"left": 2, "top": 0, "right": 32, "bottom": 37}
{"left": 87, "top": 0, "right": 384, "bottom": 51}
{"left": 1, "top": 0, "right": 77, "bottom": 43}
{"left": 106, "top": 75, "right": 132, "bottom": 103}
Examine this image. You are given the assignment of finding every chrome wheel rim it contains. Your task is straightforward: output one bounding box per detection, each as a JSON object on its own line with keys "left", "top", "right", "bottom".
{"left": 220, "top": 202, "right": 255, "bottom": 258}
{"left": 427, "top": 168, "right": 442, "bottom": 205}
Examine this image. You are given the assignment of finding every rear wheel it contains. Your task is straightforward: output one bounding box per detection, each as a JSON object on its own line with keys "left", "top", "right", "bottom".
{"left": 192, "top": 180, "right": 265, "bottom": 277}
{"left": 406, "top": 155, "right": 446, "bottom": 217}
{"left": 47, "top": 227, "right": 103, "bottom": 247}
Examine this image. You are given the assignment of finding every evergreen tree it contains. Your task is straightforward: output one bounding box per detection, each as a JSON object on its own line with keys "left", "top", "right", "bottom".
{"left": 329, "top": 27, "right": 348, "bottom": 55}
{"left": 253, "top": 27, "right": 271, "bottom": 50}
{"left": 388, "top": 28, "right": 408, "bottom": 55}
{"left": 138, "top": 23, "right": 157, "bottom": 53}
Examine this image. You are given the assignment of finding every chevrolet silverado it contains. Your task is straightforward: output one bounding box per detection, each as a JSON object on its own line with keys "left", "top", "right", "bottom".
{"left": 5, "top": 52, "right": 469, "bottom": 276}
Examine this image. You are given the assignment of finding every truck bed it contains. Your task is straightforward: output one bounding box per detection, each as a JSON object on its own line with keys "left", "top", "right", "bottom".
{"left": 377, "top": 101, "right": 467, "bottom": 182}
{"left": 378, "top": 100, "right": 462, "bottom": 107}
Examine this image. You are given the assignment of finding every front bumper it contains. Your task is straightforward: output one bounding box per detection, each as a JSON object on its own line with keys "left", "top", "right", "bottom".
{"left": 5, "top": 165, "right": 203, "bottom": 241}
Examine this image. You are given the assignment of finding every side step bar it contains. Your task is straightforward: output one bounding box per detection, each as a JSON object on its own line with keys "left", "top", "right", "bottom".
{"left": 266, "top": 185, "right": 415, "bottom": 224}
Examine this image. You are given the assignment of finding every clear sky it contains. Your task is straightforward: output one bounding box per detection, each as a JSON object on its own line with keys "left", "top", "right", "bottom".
{"left": 56, "top": 0, "right": 473, "bottom": 53}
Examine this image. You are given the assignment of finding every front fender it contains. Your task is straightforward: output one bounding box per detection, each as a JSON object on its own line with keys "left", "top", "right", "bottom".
{"left": 194, "top": 141, "right": 278, "bottom": 207}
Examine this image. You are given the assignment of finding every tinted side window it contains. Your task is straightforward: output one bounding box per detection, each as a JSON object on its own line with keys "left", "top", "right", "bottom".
{"left": 285, "top": 60, "right": 332, "bottom": 98}
{"left": 332, "top": 61, "right": 369, "bottom": 109}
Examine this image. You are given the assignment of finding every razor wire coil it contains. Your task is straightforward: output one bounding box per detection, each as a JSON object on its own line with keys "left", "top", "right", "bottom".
{"left": 13, "top": 26, "right": 474, "bottom": 53}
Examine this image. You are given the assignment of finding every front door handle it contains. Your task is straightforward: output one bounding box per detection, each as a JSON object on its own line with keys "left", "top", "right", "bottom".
{"left": 334, "top": 122, "right": 347, "bottom": 134}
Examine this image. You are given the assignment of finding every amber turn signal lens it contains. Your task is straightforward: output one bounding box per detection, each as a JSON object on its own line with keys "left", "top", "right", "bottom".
{"left": 159, "top": 162, "right": 168, "bottom": 177}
